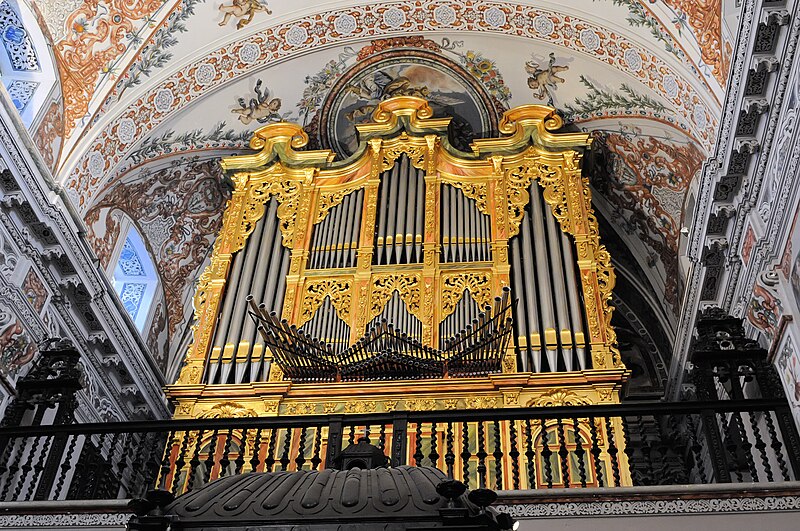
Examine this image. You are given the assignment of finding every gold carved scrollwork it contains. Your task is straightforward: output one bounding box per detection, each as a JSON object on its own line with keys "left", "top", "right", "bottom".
{"left": 315, "top": 185, "right": 364, "bottom": 224}
{"left": 381, "top": 133, "right": 427, "bottom": 171}
{"left": 446, "top": 180, "right": 489, "bottom": 216}
{"left": 528, "top": 389, "right": 591, "bottom": 407}
{"left": 439, "top": 272, "right": 493, "bottom": 321}
{"left": 370, "top": 273, "right": 422, "bottom": 321}
{"left": 298, "top": 279, "right": 352, "bottom": 327}
{"left": 198, "top": 401, "right": 258, "bottom": 418}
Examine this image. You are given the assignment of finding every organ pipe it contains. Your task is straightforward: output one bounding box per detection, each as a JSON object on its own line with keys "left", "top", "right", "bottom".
{"left": 374, "top": 155, "right": 425, "bottom": 265}
{"left": 440, "top": 184, "right": 491, "bottom": 263}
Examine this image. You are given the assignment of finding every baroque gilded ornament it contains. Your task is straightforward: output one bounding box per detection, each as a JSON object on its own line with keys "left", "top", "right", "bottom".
{"left": 440, "top": 272, "right": 493, "bottom": 321}
{"left": 171, "top": 96, "right": 625, "bottom": 410}
{"left": 299, "top": 279, "right": 352, "bottom": 326}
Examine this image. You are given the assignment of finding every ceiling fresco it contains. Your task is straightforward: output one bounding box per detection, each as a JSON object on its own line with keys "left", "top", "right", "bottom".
{"left": 20, "top": 0, "right": 735, "bottom": 371}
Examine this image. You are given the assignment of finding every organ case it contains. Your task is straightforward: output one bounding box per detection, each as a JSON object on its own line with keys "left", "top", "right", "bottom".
{"left": 168, "top": 97, "right": 628, "bottom": 417}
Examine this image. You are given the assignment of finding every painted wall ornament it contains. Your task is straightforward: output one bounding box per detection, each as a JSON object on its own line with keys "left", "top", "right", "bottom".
{"left": 525, "top": 52, "right": 569, "bottom": 104}
{"left": 219, "top": 0, "right": 271, "bottom": 30}
{"left": 233, "top": 79, "right": 291, "bottom": 125}
{"left": 301, "top": 37, "right": 508, "bottom": 157}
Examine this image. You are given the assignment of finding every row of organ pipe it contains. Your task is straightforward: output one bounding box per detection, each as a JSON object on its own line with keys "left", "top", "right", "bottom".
{"left": 299, "top": 297, "right": 351, "bottom": 355}
{"left": 373, "top": 155, "right": 425, "bottom": 265}
{"left": 509, "top": 182, "right": 588, "bottom": 373}
{"left": 368, "top": 291, "right": 423, "bottom": 341}
{"left": 440, "top": 184, "right": 492, "bottom": 263}
{"left": 308, "top": 189, "right": 364, "bottom": 269}
{"left": 205, "top": 197, "right": 290, "bottom": 384}
{"left": 438, "top": 289, "right": 480, "bottom": 345}
{"left": 205, "top": 157, "right": 592, "bottom": 384}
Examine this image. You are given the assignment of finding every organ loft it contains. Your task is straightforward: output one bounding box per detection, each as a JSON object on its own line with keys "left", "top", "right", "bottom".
{"left": 167, "top": 96, "right": 628, "bottom": 420}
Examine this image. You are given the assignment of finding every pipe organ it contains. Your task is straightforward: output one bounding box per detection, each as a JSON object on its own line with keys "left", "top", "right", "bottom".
{"left": 169, "top": 97, "right": 628, "bottom": 418}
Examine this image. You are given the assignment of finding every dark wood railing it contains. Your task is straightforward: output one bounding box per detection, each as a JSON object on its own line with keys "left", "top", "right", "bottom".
{"left": 0, "top": 399, "right": 797, "bottom": 502}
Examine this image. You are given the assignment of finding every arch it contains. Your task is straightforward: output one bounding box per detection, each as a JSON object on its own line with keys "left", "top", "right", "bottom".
{"left": 0, "top": 0, "right": 59, "bottom": 128}
{"left": 110, "top": 223, "right": 160, "bottom": 334}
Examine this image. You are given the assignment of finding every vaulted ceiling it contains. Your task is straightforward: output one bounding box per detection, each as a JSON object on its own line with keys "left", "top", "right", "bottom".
{"left": 13, "top": 0, "right": 735, "bottom": 378}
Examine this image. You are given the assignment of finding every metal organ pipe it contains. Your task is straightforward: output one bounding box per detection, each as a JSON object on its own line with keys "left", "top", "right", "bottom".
{"left": 404, "top": 162, "right": 416, "bottom": 264}
{"left": 414, "top": 169, "right": 424, "bottom": 261}
{"left": 350, "top": 189, "right": 363, "bottom": 265}
{"left": 520, "top": 210, "right": 543, "bottom": 371}
{"left": 544, "top": 200, "right": 573, "bottom": 371}
{"left": 560, "top": 231, "right": 587, "bottom": 370}
{"left": 240, "top": 199, "right": 279, "bottom": 348}
{"left": 528, "top": 183, "right": 558, "bottom": 371}
{"left": 376, "top": 167, "right": 390, "bottom": 264}
{"left": 396, "top": 156, "right": 409, "bottom": 264}
{"left": 509, "top": 238, "right": 531, "bottom": 372}
{"left": 385, "top": 162, "right": 400, "bottom": 264}
{"left": 441, "top": 184, "right": 451, "bottom": 262}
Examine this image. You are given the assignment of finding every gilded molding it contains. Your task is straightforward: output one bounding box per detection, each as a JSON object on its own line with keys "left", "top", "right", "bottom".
{"left": 370, "top": 273, "right": 422, "bottom": 321}
{"left": 299, "top": 278, "right": 353, "bottom": 326}
{"left": 440, "top": 271, "right": 493, "bottom": 321}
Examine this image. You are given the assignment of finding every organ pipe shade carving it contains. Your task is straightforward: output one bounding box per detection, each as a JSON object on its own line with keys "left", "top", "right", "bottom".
{"left": 173, "top": 97, "right": 625, "bottom": 410}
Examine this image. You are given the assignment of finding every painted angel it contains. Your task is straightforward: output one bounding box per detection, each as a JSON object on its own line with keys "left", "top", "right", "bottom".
{"left": 219, "top": 0, "right": 272, "bottom": 30}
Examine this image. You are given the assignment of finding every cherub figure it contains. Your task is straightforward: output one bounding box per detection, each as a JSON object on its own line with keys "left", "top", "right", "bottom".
{"left": 232, "top": 80, "right": 283, "bottom": 125}
{"left": 525, "top": 52, "right": 569, "bottom": 102}
{"left": 219, "top": 0, "right": 272, "bottom": 30}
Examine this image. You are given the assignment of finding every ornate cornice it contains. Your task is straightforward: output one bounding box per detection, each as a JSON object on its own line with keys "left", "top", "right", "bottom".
{"left": 0, "top": 91, "right": 169, "bottom": 419}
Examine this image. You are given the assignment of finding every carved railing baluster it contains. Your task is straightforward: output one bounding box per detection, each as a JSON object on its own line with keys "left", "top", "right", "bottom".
{"left": 556, "top": 419, "right": 569, "bottom": 488}
{"left": 220, "top": 429, "right": 234, "bottom": 478}
{"left": 749, "top": 411, "right": 772, "bottom": 482}
{"left": 524, "top": 419, "right": 535, "bottom": 489}
{"left": 280, "top": 428, "right": 293, "bottom": 471}
{"left": 476, "top": 421, "right": 488, "bottom": 489}
{"left": 765, "top": 412, "right": 790, "bottom": 481}
{"left": 311, "top": 426, "right": 323, "bottom": 471}
{"left": 204, "top": 429, "right": 219, "bottom": 484}
{"left": 445, "top": 422, "right": 455, "bottom": 479}
{"left": 265, "top": 428, "right": 277, "bottom": 473}
{"left": 540, "top": 419, "right": 553, "bottom": 488}
{"left": 493, "top": 420, "right": 503, "bottom": 490}
{"left": 186, "top": 429, "right": 206, "bottom": 493}
{"left": 461, "top": 422, "right": 471, "bottom": 488}
{"left": 249, "top": 428, "right": 263, "bottom": 473}
{"left": 685, "top": 414, "right": 708, "bottom": 484}
{"left": 509, "top": 420, "right": 520, "bottom": 490}
{"left": 589, "top": 417, "right": 603, "bottom": 487}
{"left": 604, "top": 417, "right": 620, "bottom": 487}
{"left": 172, "top": 431, "right": 191, "bottom": 496}
{"left": 234, "top": 429, "right": 247, "bottom": 475}
{"left": 429, "top": 422, "right": 439, "bottom": 468}
{"left": 413, "top": 422, "right": 424, "bottom": 467}
{"left": 573, "top": 418, "right": 586, "bottom": 488}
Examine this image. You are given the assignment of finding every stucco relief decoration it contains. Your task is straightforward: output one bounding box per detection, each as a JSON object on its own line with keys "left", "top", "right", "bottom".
{"left": 747, "top": 283, "right": 783, "bottom": 340}
{"left": 0, "top": 301, "right": 36, "bottom": 379}
{"left": 597, "top": 129, "right": 704, "bottom": 309}
{"left": 776, "top": 336, "right": 800, "bottom": 427}
{"left": 232, "top": 79, "right": 293, "bottom": 125}
{"left": 33, "top": 99, "right": 65, "bottom": 172}
{"left": 84, "top": 161, "right": 229, "bottom": 367}
{"left": 21, "top": 268, "right": 48, "bottom": 313}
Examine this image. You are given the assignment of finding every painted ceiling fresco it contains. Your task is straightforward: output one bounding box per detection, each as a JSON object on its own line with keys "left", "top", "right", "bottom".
{"left": 22, "top": 0, "right": 734, "bottom": 372}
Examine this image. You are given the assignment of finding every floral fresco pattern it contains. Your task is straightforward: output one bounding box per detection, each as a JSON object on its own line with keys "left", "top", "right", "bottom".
{"left": 65, "top": 1, "right": 718, "bottom": 210}
{"left": 54, "top": 0, "right": 171, "bottom": 135}
{"left": 85, "top": 160, "right": 229, "bottom": 361}
{"left": 597, "top": 129, "right": 705, "bottom": 310}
